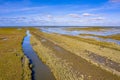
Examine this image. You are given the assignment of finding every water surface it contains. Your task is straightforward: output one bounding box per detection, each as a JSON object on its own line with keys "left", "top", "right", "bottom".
{"left": 40, "top": 27, "right": 120, "bottom": 45}
{"left": 22, "top": 30, "right": 55, "bottom": 80}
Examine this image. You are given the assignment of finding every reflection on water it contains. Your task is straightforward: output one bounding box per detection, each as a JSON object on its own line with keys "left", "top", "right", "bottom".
{"left": 79, "top": 36, "right": 120, "bottom": 45}
{"left": 40, "top": 27, "right": 120, "bottom": 45}
{"left": 22, "top": 30, "right": 55, "bottom": 80}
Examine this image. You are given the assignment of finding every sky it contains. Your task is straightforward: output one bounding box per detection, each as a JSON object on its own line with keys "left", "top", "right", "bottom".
{"left": 0, "top": 0, "right": 120, "bottom": 26}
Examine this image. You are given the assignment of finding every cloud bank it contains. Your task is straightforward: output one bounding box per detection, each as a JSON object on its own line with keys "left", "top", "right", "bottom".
{"left": 0, "top": 0, "right": 120, "bottom": 26}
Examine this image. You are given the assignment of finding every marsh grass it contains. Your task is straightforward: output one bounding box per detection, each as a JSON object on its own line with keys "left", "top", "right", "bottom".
{"left": 64, "top": 35, "right": 120, "bottom": 51}
{"left": 30, "top": 35, "right": 83, "bottom": 80}
{"left": 64, "top": 27, "right": 110, "bottom": 31}
{"left": 30, "top": 31, "right": 120, "bottom": 80}
{"left": 22, "top": 56, "right": 32, "bottom": 80}
{"left": 30, "top": 29, "right": 120, "bottom": 63}
{"left": 0, "top": 28, "right": 31, "bottom": 80}
{"left": 79, "top": 34, "right": 120, "bottom": 40}
{"left": 30, "top": 29, "right": 120, "bottom": 77}
{"left": 107, "top": 34, "right": 120, "bottom": 40}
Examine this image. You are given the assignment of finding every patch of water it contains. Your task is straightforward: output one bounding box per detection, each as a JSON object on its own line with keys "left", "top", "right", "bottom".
{"left": 40, "top": 27, "right": 120, "bottom": 36}
{"left": 40, "top": 27, "right": 120, "bottom": 45}
{"left": 22, "top": 30, "right": 55, "bottom": 80}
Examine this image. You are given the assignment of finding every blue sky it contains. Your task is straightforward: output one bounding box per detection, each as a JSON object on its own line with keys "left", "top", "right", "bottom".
{"left": 0, "top": 0, "right": 120, "bottom": 26}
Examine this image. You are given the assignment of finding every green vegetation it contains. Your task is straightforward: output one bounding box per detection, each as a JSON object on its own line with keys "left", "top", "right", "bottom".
{"left": 79, "top": 33, "right": 120, "bottom": 40}
{"left": 1, "top": 27, "right": 119, "bottom": 80}
{"left": 31, "top": 36, "right": 83, "bottom": 80}
{"left": 0, "top": 28, "right": 31, "bottom": 80}
{"left": 107, "top": 34, "right": 120, "bottom": 40}
{"left": 30, "top": 29, "right": 120, "bottom": 79}
{"left": 30, "top": 29, "right": 120, "bottom": 62}
{"left": 65, "top": 35, "right": 120, "bottom": 51}
{"left": 64, "top": 27, "right": 110, "bottom": 31}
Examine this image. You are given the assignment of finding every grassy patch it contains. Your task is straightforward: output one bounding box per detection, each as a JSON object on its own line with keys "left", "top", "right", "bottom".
{"left": 79, "top": 34, "right": 120, "bottom": 40}
{"left": 64, "top": 35, "right": 120, "bottom": 51}
{"left": 106, "top": 34, "right": 120, "bottom": 40}
{"left": 30, "top": 35, "right": 83, "bottom": 80}
{"left": 0, "top": 28, "right": 31, "bottom": 80}
{"left": 30, "top": 30, "right": 120, "bottom": 79}
{"left": 64, "top": 27, "right": 110, "bottom": 31}
{"left": 30, "top": 29, "right": 120, "bottom": 76}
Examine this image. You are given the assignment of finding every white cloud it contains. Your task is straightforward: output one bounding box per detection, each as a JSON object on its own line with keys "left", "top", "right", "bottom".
{"left": 0, "top": 13, "right": 118, "bottom": 26}
{"left": 91, "top": 17, "right": 105, "bottom": 21}
{"left": 68, "top": 14, "right": 81, "bottom": 18}
{"left": 110, "top": 0, "right": 120, "bottom": 2}
{"left": 82, "top": 13, "right": 92, "bottom": 16}
{"left": 46, "top": 15, "right": 53, "bottom": 19}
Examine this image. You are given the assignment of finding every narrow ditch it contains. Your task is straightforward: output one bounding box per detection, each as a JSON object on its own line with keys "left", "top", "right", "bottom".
{"left": 22, "top": 30, "right": 55, "bottom": 80}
